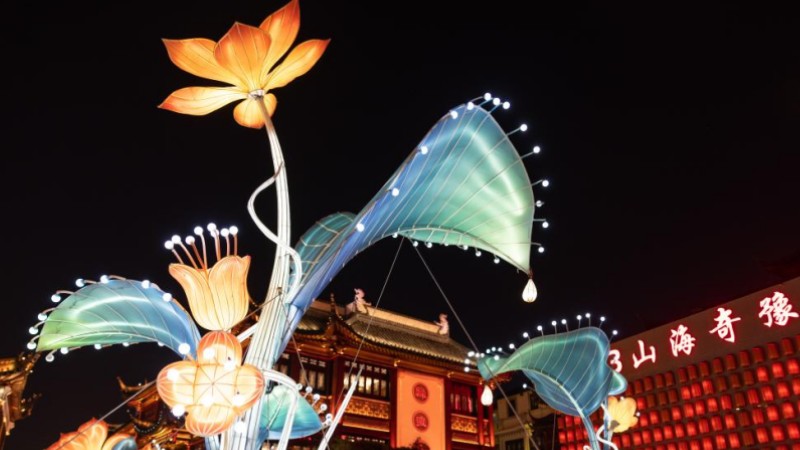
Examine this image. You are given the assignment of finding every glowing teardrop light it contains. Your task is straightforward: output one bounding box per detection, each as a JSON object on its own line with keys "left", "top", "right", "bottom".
{"left": 522, "top": 278, "right": 537, "bottom": 303}
{"left": 481, "top": 385, "right": 494, "bottom": 406}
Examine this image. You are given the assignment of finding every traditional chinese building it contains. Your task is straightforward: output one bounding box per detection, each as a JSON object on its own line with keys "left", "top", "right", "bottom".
{"left": 119, "top": 295, "right": 494, "bottom": 450}
{"left": 0, "top": 353, "right": 39, "bottom": 450}
{"left": 557, "top": 275, "right": 800, "bottom": 449}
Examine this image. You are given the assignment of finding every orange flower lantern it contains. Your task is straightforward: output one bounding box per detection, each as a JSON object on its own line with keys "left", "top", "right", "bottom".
{"left": 46, "top": 419, "right": 135, "bottom": 450}
{"left": 157, "top": 331, "right": 265, "bottom": 436}
{"left": 607, "top": 396, "right": 638, "bottom": 433}
{"left": 159, "top": 0, "right": 329, "bottom": 128}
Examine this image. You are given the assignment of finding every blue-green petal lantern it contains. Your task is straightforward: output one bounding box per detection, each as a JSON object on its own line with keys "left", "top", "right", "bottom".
{"left": 257, "top": 385, "right": 323, "bottom": 442}
{"left": 477, "top": 327, "right": 626, "bottom": 450}
{"left": 36, "top": 279, "right": 201, "bottom": 357}
{"left": 278, "top": 103, "right": 537, "bottom": 354}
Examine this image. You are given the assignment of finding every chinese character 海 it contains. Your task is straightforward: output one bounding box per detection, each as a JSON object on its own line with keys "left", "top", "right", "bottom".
{"left": 669, "top": 324, "right": 696, "bottom": 357}
{"left": 632, "top": 340, "right": 656, "bottom": 369}
{"left": 709, "top": 307, "right": 741, "bottom": 343}
{"left": 758, "top": 291, "right": 799, "bottom": 327}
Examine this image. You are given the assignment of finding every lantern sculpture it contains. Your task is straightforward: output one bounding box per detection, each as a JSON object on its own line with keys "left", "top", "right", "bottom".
{"left": 156, "top": 331, "right": 265, "bottom": 437}
{"left": 46, "top": 419, "right": 136, "bottom": 450}
{"left": 607, "top": 395, "right": 638, "bottom": 433}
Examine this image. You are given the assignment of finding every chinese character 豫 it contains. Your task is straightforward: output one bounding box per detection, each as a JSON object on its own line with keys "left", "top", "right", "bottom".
{"left": 632, "top": 340, "right": 656, "bottom": 369}
{"left": 758, "top": 291, "right": 799, "bottom": 327}
{"left": 669, "top": 324, "right": 696, "bottom": 357}
{"left": 709, "top": 307, "right": 741, "bottom": 343}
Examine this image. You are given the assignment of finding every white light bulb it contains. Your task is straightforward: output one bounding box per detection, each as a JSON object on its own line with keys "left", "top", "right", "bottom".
{"left": 325, "top": 413, "right": 333, "bottom": 421}
{"left": 171, "top": 235, "right": 181, "bottom": 244}
{"left": 425, "top": 242, "right": 433, "bottom": 248}
{"left": 535, "top": 200, "right": 543, "bottom": 207}
{"left": 185, "top": 236, "right": 195, "bottom": 245}
{"left": 502, "top": 101, "right": 510, "bottom": 109}
{"left": 420, "top": 145, "right": 429, "bottom": 155}
{"left": 464, "top": 358, "right": 470, "bottom": 364}
{"left": 122, "top": 342, "right": 130, "bottom": 347}
{"left": 75, "top": 278, "right": 85, "bottom": 287}
{"left": 522, "top": 279, "right": 537, "bottom": 303}
{"left": 157, "top": 342, "right": 164, "bottom": 347}
{"left": 178, "top": 343, "right": 190, "bottom": 355}
{"left": 561, "top": 319, "right": 567, "bottom": 325}
{"left": 600, "top": 316, "right": 606, "bottom": 322}
{"left": 392, "top": 233, "right": 398, "bottom": 238}
{"left": 493, "top": 256, "right": 500, "bottom": 264}
{"left": 467, "top": 102, "right": 475, "bottom": 110}
{"left": 533, "top": 145, "right": 541, "bottom": 154}
{"left": 356, "top": 222, "right": 365, "bottom": 232}
{"left": 162, "top": 293, "right": 172, "bottom": 302}
{"left": 26, "top": 342, "right": 36, "bottom": 350}
{"left": 542, "top": 221, "right": 549, "bottom": 229}
{"left": 577, "top": 315, "right": 582, "bottom": 320}
{"left": 319, "top": 403, "right": 328, "bottom": 412}
{"left": 509, "top": 343, "right": 515, "bottom": 350}
{"left": 60, "top": 347, "right": 68, "bottom": 355}
{"left": 51, "top": 294, "right": 61, "bottom": 303}
{"left": 551, "top": 321, "right": 557, "bottom": 326}
{"left": 167, "top": 368, "right": 180, "bottom": 381}
{"left": 194, "top": 226, "right": 203, "bottom": 235}
{"left": 481, "top": 386, "right": 494, "bottom": 406}
{"left": 537, "top": 325, "right": 543, "bottom": 331}
{"left": 462, "top": 245, "right": 469, "bottom": 250}
{"left": 94, "top": 344, "right": 102, "bottom": 350}
{"left": 520, "top": 124, "right": 528, "bottom": 132}
{"left": 450, "top": 110, "right": 459, "bottom": 119}
{"left": 522, "top": 332, "right": 529, "bottom": 338}
{"left": 585, "top": 313, "right": 591, "bottom": 318}
{"left": 492, "top": 98, "right": 501, "bottom": 106}
{"left": 172, "top": 404, "right": 185, "bottom": 417}
{"left": 221, "top": 228, "right": 230, "bottom": 237}
{"left": 523, "top": 383, "right": 528, "bottom": 389}
{"left": 207, "top": 223, "right": 217, "bottom": 232}
{"left": 494, "top": 355, "right": 500, "bottom": 360}
{"left": 412, "top": 241, "right": 419, "bottom": 247}
{"left": 28, "top": 327, "right": 38, "bottom": 335}
{"left": 164, "top": 240, "right": 174, "bottom": 250}
{"left": 468, "top": 351, "right": 475, "bottom": 357}
{"left": 538, "top": 247, "right": 545, "bottom": 254}
{"left": 613, "top": 330, "right": 618, "bottom": 336}
{"left": 484, "top": 93, "right": 492, "bottom": 101}
{"left": 142, "top": 280, "right": 151, "bottom": 289}
{"left": 391, "top": 187, "right": 400, "bottom": 196}
{"left": 37, "top": 313, "right": 47, "bottom": 321}
{"left": 542, "top": 179, "right": 550, "bottom": 187}
{"left": 45, "top": 354, "right": 54, "bottom": 362}
{"left": 100, "top": 275, "right": 109, "bottom": 284}
{"left": 475, "top": 250, "right": 482, "bottom": 257}
{"left": 464, "top": 367, "right": 470, "bottom": 373}
{"left": 229, "top": 226, "right": 238, "bottom": 235}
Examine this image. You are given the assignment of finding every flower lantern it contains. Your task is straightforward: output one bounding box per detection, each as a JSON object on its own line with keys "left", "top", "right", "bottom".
{"left": 607, "top": 395, "right": 638, "bottom": 433}
{"left": 156, "top": 331, "right": 265, "bottom": 436}
{"left": 46, "top": 419, "right": 136, "bottom": 450}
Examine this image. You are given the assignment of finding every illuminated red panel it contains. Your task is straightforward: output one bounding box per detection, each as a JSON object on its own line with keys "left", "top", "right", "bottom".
{"left": 634, "top": 379, "right": 643, "bottom": 394}
{"left": 665, "top": 371, "right": 675, "bottom": 386}
{"left": 710, "top": 416, "right": 722, "bottom": 432}
{"left": 632, "top": 431, "right": 642, "bottom": 446}
{"left": 663, "top": 426, "right": 674, "bottom": 440}
{"left": 567, "top": 430, "right": 575, "bottom": 441}
{"left": 637, "top": 397, "right": 646, "bottom": 410}
{"left": 743, "top": 370, "right": 755, "bottom": 386}
{"left": 558, "top": 416, "right": 567, "bottom": 427}
{"left": 681, "top": 386, "right": 692, "bottom": 400}
{"left": 644, "top": 376, "right": 654, "bottom": 391}
{"left": 787, "top": 422, "right": 800, "bottom": 439}
{"left": 767, "top": 342, "right": 780, "bottom": 360}
{"left": 715, "top": 376, "right": 728, "bottom": 391}
{"left": 780, "top": 337, "right": 794, "bottom": 355}
{"left": 772, "top": 425, "right": 785, "bottom": 441}
{"left": 792, "top": 378, "right": 800, "bottom": 395}
{"left": 751, "top": 408, "right": 765, "bottom": 425}
{"left": 699, "top": 361, "right": 710, "bottom": 377}
{"left": 658, "top": 391, "right": 667, "bottom": 405}
{"left": 686, "top": 421, "right": 697, "bottom": 437}
{"left": 642, "top": 430, "right": 652, "bottom": 445}
{"left": 788, "top": 358, "right": 799, "bottom": 375}
{"left": 688, "top": 365, "right": 698, "bottom": 380}
{"left": 691, "top": 383, "right": 702, "bottom": 397}
{"left": 742, "top": 430, "right": 755, "bottom": 446}
{"left": 724, "top": 414, "right": 736, "bottom": 430}
{"left": 707, "top": 397, "right": 719, "bottom": 413}
{"left": 660, "top": 409, "right": 670, "bottom": 422}
{"left": 715, "top": 434, "right": 727, "bottom": 449}
{"left": 733, "top": 392, "right": 746, "bottom": 408}
{"left": 655, "top": 373, "right": 664, "bottom": 388}
{"left": 656, "top": 446, "right": 665, "bottom": 450}
{"left": 558, "top": 431, "right": 566, "bottom": 443}
{"left": 724, "top": 354, "right": 737, "bottom": 371}
{"left": 712, "top": 358, "right": 724, "bottom": 374}
{"left": 728, "top": 432, "right": 740, "bottom": 448}
{"left": 767, "top": 405, "right": 780, "bottom": 422}
{"left": 683, "top": 403, "right": 695, "bottom": 419}
{"left": 646, "top": 394, "right": 656, "bottom": 409}
{"left": 720, "top": 395, "right": 732, "bottom": 410}
{"left": 738, "top": 351, "right": 751, "bottom": 367}
{"left": 668, "top": 389, "right": 678, "bottom": 403}
{"left": 672, "top": 406, "right": 682, "bottom": 421}
{"left": 678, "top": 368, "right": 688, "bottom": 383}
{"left": 653, "top": 428, "right": 663, "bottom": 441}
{"left": 773, "top": 362, "right": 786, "bottom": 378}
{"left": 694, "top": 400, "right": 706, "bottom": 415}
{"left": 737, "top": 411, "right": 751, "bottom": 427}
{"left": 698, "top": 418, "right": 709, "bottom": 434}
{"left": 649, "top": 410, "right": 659, "bottom": 425}
{"left": 702, "top": 437, "right": 713, "bottom": 450}
{"left": 674, "top": 423, "right": 685, "bottom": 438}
{"left": 639, "top": 413, "right": 650, "bottom": 427}
{"left": 679, "top": 443, "right": 689, "bottom": 450}
{"left": 782, "top": 402, "right": 796, "bottom": 419}
{"left": 756, "top": 366, "right": 769, "bottom": 382}
{"left": 667, "top": 444, "right": 677, "bottom": 450}
{"left": 701, "top": 379, "right": 714, "bottom": 395}
{"left": 728, "top": 373, "right": 741, "bottom": 389}
{"left": 762, "top": 385, "right": 775, "bottom": 402}
{"left": 756, "top": 427, "right": 769, "bottom": 444}
{"left": 612, "top": 436, "right": 620, "bottom": 447}
{"left": 621, "top": 434, "right": 631, "bottom": 447}
{"left": 690, "top": 440, "right": 700, "bottom": 450}
{"left": 752, "top": 347, "right": 765, "bottom": 364}
{"left": 746, "top": 388, "right": 760, "bottom": 405}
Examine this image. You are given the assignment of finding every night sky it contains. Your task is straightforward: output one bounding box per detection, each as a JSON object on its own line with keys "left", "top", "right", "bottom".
{"left": 2, "top": 1, "right": 799, "bottom": 448}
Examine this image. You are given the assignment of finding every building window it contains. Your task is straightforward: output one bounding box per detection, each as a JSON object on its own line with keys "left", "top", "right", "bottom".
{"left": 276, "top": 353, "right": 290, "bottom": 376}
{"left": 505, "top": 438, "right": 524, "bottom": 450}
{"left": 343, "top": 361, "right": 390, "bottom": 398}
{"left": 299, "top": 357, "right": 329, "bottom": 394}
{"left": 450, "top": 383, "right": 476, "bottom": 415}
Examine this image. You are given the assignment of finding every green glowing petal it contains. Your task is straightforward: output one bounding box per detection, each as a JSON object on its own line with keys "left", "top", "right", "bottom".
{"left": 257, "top": 385, "right": 323, "bottom": 442}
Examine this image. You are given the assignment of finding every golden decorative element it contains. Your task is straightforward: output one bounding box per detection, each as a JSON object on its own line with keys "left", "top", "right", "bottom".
{"left": 159, "top": 0, "right": 329, "bottom": 128}
{"left": 450, "top": 414, "right": 478, "bottom": 433}
{"left": 345, "top": 397, "right": 390, "bottom": 419}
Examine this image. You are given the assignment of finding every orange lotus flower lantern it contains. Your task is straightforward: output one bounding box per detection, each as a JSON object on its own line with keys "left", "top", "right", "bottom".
{"left": 165, "top": 224, "right": 251, "bottom": 331}
{"left": 157, "top": 330, "right": 265, "bottom": 437}
{"left": 46, "top": 419, "right": 135, "bottom": 450}
{"left": 159, "top": 0, "right": 329, "bottom": 128}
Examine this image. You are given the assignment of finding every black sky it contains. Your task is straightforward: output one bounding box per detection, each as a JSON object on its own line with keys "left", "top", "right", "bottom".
{"left": 2, "top": 1, "right": 799, "bottom": 448}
